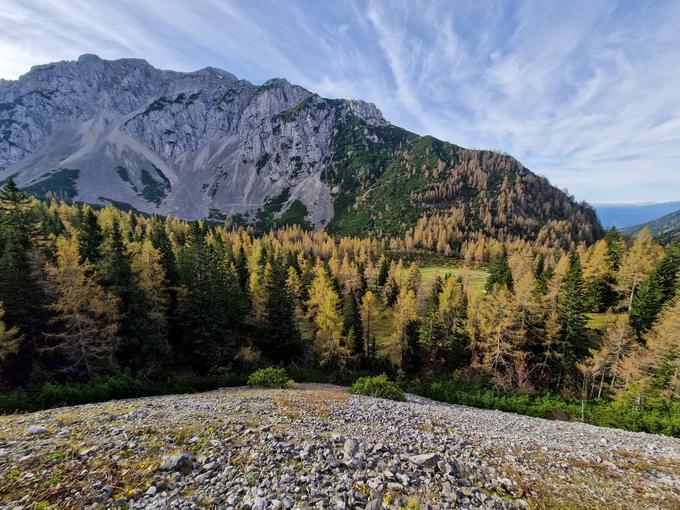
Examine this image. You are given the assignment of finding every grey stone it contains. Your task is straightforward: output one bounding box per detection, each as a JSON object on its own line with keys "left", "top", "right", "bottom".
{"left": 159, "top": 452, "right": 193, "bottom": 472}
{"left": 26, "top": 425, "right": 49, "bottom": 435}
{"left": 409, "top": 453, "right": 440, "bottom": 467}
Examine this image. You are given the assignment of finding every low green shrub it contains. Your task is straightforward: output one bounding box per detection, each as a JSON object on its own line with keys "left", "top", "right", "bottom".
{"left": 349, "top": 374, "right": 405, "bottom": 401}
{"left": 247, "top": 367, "right": 292, "bottom": 389}
{"left": 0, "top": 371, "right": 246, "bottom": 414}
{"left": 407, "top": 377, "right": 680, "bottom": 437}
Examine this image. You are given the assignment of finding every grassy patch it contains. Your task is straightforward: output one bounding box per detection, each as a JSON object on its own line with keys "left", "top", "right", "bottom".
{"left": 419, "top": 265, "right": 488, "bottom": 293}
{"left": 275, "top": 200, "right": 313, "bottom": 230}
{"left": 24, "top": 168, "right": 79, "bottom": 200}
{"left": 139, "top": 167, "right": 171, "bottom": 205}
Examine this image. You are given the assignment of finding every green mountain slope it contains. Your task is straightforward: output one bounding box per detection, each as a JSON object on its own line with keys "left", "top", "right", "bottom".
{"left": 623, "top": 208, "right": 680, "bottom": 242}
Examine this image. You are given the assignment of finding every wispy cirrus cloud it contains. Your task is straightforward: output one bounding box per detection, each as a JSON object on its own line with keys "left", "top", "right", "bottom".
{"left": 0, "top": 0, "right": 678, "bottom": 202}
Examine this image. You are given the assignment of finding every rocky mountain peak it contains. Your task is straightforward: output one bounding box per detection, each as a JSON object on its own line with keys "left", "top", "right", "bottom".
{"left": 0, "top": 55, "right": 601, "bottom": 245}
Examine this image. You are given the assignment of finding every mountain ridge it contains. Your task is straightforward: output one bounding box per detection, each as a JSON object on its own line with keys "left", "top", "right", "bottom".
{"left": 0, "top": 54, "right": 602, "bottom": 245}
{"left": 623, "top": 207, "right": 680, "bottom": 241}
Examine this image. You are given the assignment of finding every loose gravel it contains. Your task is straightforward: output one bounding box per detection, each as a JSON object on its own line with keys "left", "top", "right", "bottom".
{"left": 1, "top": 384, "right": 679, "bottom": 509}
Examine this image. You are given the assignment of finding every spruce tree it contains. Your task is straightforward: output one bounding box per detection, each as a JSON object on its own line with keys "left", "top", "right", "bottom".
{"left": 342, "top": 291, "right": 364, "bottom": 360}
{"left": 96, "top": 218, "right": 147, "bottom": 371}
{"left": 604, "top": 227, "right": 623, "bottom": 271}
{"left": 485, "top": 248, "right": 514, "bottom": 292}
{"left": 0, "top": 178, "right": 46, "bottom": 384}
{"left": 176, "top": 222, "right": 245, "bottom": 370}
{"left": 556, "top": 251, "right": 589, "bottom": 387}
{"left": 629, "top": 246, "right": 680, "bottom": 335}
{"left": 77, "top": 207, "right": 103, "bottom": 264}
{"left": 262, "top": 253, "right": 301, "bottom": 363}
{"left": 377, "top": 257, "right": 389, "bottom": 287}
{"left": 419, "top": 277, "right": 448, "bottom": 369}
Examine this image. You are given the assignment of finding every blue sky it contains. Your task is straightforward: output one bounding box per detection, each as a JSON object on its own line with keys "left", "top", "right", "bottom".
{"left": 1, "top": 0, "right": 679, "bottom": 203}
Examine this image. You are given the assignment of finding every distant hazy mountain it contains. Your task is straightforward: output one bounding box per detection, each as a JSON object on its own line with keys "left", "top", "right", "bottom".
{"left": 1, "top": 55, "right": 601, "bottom": 243}
{"left": 623, "top": 208, "right": 680, "bottom": 241}
{"left": 594, "top": 202, "right": 680, "bottom": 229}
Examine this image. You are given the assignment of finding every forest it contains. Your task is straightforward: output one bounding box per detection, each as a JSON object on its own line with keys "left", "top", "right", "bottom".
{"left": 0, "top": 178, "right": 678, "bottom": 435}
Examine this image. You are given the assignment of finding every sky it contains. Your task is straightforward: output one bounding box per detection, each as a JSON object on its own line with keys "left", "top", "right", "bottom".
{"left": 1, "top": 0, "right": 679, "bottom": 204}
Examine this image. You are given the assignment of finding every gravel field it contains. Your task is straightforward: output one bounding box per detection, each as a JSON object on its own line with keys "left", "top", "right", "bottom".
{"left": 1, "top": 384, "right": 679, "bottom": 509}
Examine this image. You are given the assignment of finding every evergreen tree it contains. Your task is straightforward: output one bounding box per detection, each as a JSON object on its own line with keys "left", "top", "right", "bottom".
{"left": 377, "top": 257, "right": 389, "bottom": 287}
{"left": 96, "top": 218, "right": 150, "bottom": 371}
{"left": 385, "top": 277, "right": 400, "bottom": 306}
{"left": 234, "top": 244, "right": 250, "bottom": 292}
{"left": 342, "top": 291, "right": 364, "bottom": 360}
{"left": 0, "top": 178, "right": 46, "bottom": 384}
{"left": 556, "top": 251, "right": 589, "bottom": 387}
{"left": 419, "top": 277, "right": 448, "bottom": 370}
{"left": 176, "top": 222, "right": 244, "bottom": 370}
{"left": 261, "top": 253, "right": 301, "bottom": 363}
{"left": 392, "top": 288, "right": 419, "bottom": 371}
{"left": 77, "top": 206, "right": 103, "bottom": 264}
{"left": 629, "top": 246, "right": 680, "bottom": 335}
{"left": 604, "top": 227, "right": 623, "bottom": 271}
{"left": 149, "top": 218, "right": 178, "bottom": 285}
{"left": 485, "top": 248, "right": 514, "bottom": 292}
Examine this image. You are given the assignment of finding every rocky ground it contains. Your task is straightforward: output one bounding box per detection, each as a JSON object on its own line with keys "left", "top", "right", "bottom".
{"left": 1, "top": 385, "right": 679, "bottom": 510}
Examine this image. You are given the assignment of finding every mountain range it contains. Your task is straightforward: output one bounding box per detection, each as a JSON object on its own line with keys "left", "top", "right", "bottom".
{"left": 594, "top": 202, "right": 680, "bottom": 229}
{"left": 623, "top": 208, "right": 680, "bottom": 242}
{"left": 1, "top": 55, "right": 602, "bottom": 244}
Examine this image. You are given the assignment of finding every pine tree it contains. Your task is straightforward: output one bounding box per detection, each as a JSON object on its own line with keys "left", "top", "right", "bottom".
{"left": 0, "top": 178, "right": 46, "bottom": 382}
{"left": 77, "top": 206, "right": 103, "bottom": 264}
{"left": 604, "top": 227, "right": 623, "bottom": 271}
{"left": 556, "top": 251, "right": 589, "bottom": 388}
{"left": 96, "top": 218, "right": 151, "bottom": 371}
{"left": 629, "top": 246, "right": 680, "bottom": 335}
{"left": 44, "top": 237, "right": 119, "bottom": 378}
{"left": 485, "top": 248, "right": 514, "bottom": 292}
{"left": 176, "top": 222, "right": 241, "bottom": 369}
{"left": 342, "top": 291, "right": 364, "bottom": 361}
{"left": 377, "top": 256, "right": 389, "bottom": 287}
{"left": 0, "top": 224, "right": 42, "bottom": 332}
{"left": 0, "top": 178, "right": 38, "bottom": 241}
{"left": 149, "top": 218, "right": 178, "bottom": 285}
{"left": 234, "top": 244, "right": 249, "bottom": 292}
{"left": 262, "top": 253, "right": 301, "bottom": 363}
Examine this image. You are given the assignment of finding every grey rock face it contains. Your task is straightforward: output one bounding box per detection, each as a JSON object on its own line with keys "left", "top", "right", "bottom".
{"left": 0, "top": 55, "right": 388, "bottom": 227}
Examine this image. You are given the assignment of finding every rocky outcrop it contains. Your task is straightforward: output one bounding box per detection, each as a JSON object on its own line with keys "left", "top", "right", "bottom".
{"left": 0, "top": 55, "right": 383, "bottom": 226}
{"left": 0, "top": 55, "right": 603, "bottom": 242}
